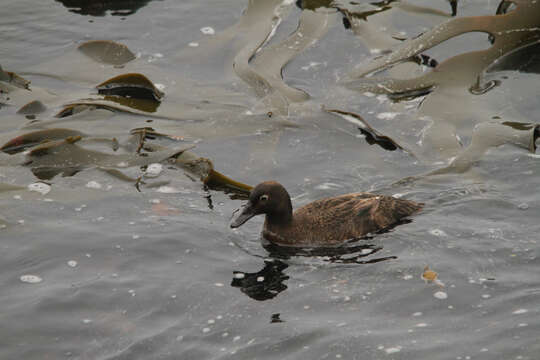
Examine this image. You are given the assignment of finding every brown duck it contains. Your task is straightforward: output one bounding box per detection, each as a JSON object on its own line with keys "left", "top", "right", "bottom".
{"left": 230, "top": 181, "right": 423, "bottom": 247}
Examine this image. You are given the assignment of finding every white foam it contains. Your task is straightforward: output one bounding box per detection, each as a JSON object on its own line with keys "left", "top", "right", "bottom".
{"left": 157, "top": 186, "right": 181, "bottom": 194}
{"left": 429, "top": 229, "right": 447, "bottom": 237}
{"left": 28, "top": 182, "right": 51, "bottom": 195}
{"left": 86, "top": 181, "right": 102, "bottom": 189}
{"left": 200, "top": 27, "right": 215, "bottom": 35}
{"left": 67, "top": 260, "right": 78, "bottom": 268}
{"left": 20, "top": 275, "right": 42, "bottom": 284}
{"left": 145, "top": 163, "right": 163, "bottom": 177}
{"left": 385, "top": 347, "right": 401, "bottom": 354}
{"left": 434, "top": 291, "right": 448, "bottom": 300}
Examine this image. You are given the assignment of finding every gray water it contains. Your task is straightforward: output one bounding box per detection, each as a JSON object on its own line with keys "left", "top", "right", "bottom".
{"left": 1, "top": 1, "right": 540, "bottom": 359}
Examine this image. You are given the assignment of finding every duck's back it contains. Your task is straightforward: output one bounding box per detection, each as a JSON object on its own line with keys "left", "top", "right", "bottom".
{"left": 263, "top": 193, "right": 422, "bottom": 246}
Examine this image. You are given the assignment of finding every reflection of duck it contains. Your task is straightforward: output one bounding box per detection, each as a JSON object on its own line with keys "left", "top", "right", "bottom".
{"left": 231, "top": 260, "right": 289, "bottom": 301}
{"left": 231, "top": 181, "right": 422, "bottom": 247}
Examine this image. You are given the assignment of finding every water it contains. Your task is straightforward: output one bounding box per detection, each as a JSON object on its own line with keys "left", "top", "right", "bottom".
{"left": 1, "top": 1, "right": 540, "bottom": 359}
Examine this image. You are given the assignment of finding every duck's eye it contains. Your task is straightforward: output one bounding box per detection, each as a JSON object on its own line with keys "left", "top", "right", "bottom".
{"left": 259, "top": 194, "right": 269, "bottom": 202}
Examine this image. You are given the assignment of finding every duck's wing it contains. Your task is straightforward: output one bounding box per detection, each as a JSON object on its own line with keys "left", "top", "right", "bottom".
{"left": 368, "top": 195, "right": 423, "bottom": 230}
{"left": 294, "top": 193, "right": 422, "bottom": 243}
{"left": 292, "top": 194, "right": 382, "bottom": 242}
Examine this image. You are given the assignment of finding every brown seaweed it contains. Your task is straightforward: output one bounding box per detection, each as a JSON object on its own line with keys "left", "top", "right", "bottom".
{"left": 96, "top": 73, "right": 163, "bottom": 101}
{"left": 0, "top": 65, "right": 31, "bottom": 90}
{"left": 323, "top": 107, "right": 408, "bottom": 152}
{"left": 16, "top": 100, "right": 47, "bottom": 115}
{"left": 78, "top": 40, "right": 136, "bottom": 66}
{"left": 1, "top": 128, "right": 85, "bottom": 154}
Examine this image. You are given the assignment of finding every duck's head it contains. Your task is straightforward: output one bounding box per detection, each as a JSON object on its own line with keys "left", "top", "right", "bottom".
{"left": 230, "top": 181, "right": 293, "bottom": 228}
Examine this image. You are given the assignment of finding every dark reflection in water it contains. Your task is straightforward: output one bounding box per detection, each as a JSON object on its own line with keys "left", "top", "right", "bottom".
{"left": 56, "top": 0, "right": 157, "bottom": 16}
{"left": 231, "top": 259, "right": 289, "bottom": 301}
{"left": 231, "top": 230, "right": 402, "bottom": 301}
{"left": 263, "top": 240, "right": 397, "bottom": 264}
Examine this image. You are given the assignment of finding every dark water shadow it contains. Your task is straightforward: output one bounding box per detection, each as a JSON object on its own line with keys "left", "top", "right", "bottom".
{"left": 56, "top": 0, "right": 158, "bottom": 16}
{"left": 229, "top": 221, "right": 412, "bottom": 301}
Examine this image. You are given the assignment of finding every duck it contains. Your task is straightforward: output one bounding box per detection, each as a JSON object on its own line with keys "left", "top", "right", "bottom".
{"left": 230, "top": 181, "right": 423, "bottom": 247}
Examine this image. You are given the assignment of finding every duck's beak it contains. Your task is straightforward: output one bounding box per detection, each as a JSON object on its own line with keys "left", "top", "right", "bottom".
{"left": 230, "top": 202, "right": 257, "bottom": 228}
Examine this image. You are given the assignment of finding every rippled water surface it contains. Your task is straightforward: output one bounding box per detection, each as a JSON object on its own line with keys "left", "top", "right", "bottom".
{"left": 1, "top": 1, "right": 540, "bottom": 359}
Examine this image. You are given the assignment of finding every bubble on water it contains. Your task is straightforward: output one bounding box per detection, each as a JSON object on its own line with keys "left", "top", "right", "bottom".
{"left": 200, "top": 27, "right": 215, "bottom": 35}
{"left": 480, "top": 348, "right": 488, "bottom": 352}
{"left": 482, "top": 294, "right": 491, "bottom": 299}
{"left": 416, "top": 323, "right": 428, "bottom": 327}
{"left": 215, "top": 283, "right": 224, "bottom": 287}
{"left": 412, "top": 312, "right": 422, "bottom": 317}
{"left": 188, "top": 42, "right": 199, "bottom": 47}
{"left": 13, "top": 195, "right": 22, "bottom": 200}
{"left": 429, "top": 229, "right": 447, "bottom": 237}
{"left": 512, "top": 309, "right": 528, "bottom": 315}
{"left": 233, "top": 336, "right": 241, "bottom": 342}
{"left": 360, "top": 249, "right": 373, "bottom": 255}
{"left": 222, "top": 332, "right": 229, "bottom": 337}
{"left": 434, "top": 291, "right": 448, "bottom": 300}
{"left": 517, "top": 323, "right": 528, "bottom": 327}
{"left": 403, "top": 274, "right": 413, "bottom": 280}
{"left": 304, "top": 305, "right": 311, "bottom": 310}
{"left": 86, "top": 181, "right": 102, "bottom": 189}
{"left": 202, "top": 327, "right": 210, "bottom": 333}
{"left": 208, "top": 319, "right": 215, "bottom": 324}
{"left": 150, "top": 198, "right": 161, "bottom": 204}
{"left": 67, "top": 260, "right": 78, "bottom": 268}
{"left": 20, "top": 275, "right": 43, "bottom": 283}
{"left": 145, "top": 163, "right": 163, "bottom": 177}
{"left": 82, "top": 319, "right": 92, "bottom": 324}
{"left": 385, "top": 347, "right": 401, "bottom": 354}
{"left": 234, "top": 273, "right": 245, "bottom": 279}
{"left": 256, "top": 276, "right": 265, "bottom": 282}
{"left": 116, "top": 162, "right": 128, "bottom": 168}
{"left": 28, "top": 182, "right": 51, "bottom": 195}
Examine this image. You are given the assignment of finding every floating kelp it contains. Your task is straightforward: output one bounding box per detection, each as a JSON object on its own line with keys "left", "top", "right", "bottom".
{"left": 101, "top": 95, "right": 159, "bottom": 113}
{"left": 96, "top": 73, "right": 163, "bottom": 101}
{"left": 55, "top": 103, "right": 112, "bottom": 118}
{"left": 16, "top": 100, "right": 47, "bottom": 115}
{"left": 55, "top": 99, "right": 161, "bottom": 118}
{"left": 486, "top": 41, "right": 540, "bottom": 74}
{"left": 56, "top": 0, "right": 155, "bottom": 16}
{"left": 78, "top": 40, "right": 136, "bottom": 66}
{"left": 23, "top": 134, "right": 194, "bottom": 180}
{"left": 0, "top": 65, "right": 30, "bottom": 90}
{"left": 172, "top": 150, "right": 252, "bottom": 198}
{"left": 324, "top": 107, "right": 409, "bottom": 153}
{"left": 0, "top": 128, "right": 85, "bottom": 154}
{"left": 429, "top": 121, "right": 539, "bottom": 175}
{"left": 347, "top": 0, "right": 540, "bottom": 83}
